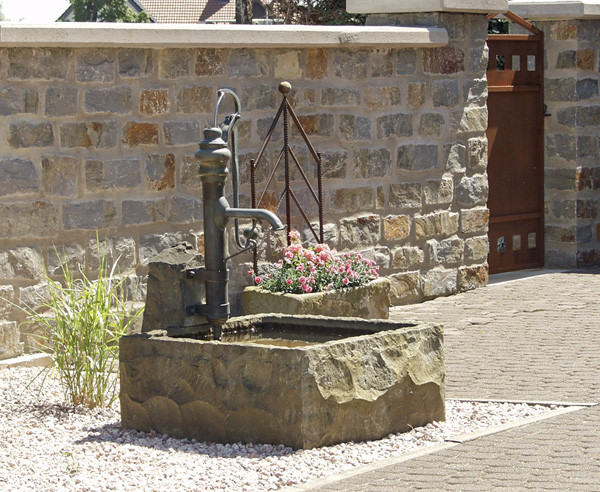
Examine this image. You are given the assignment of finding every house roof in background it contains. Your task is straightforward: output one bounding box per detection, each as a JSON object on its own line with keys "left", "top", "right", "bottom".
{"left": 138, "top": 0, "right": 236, "bottom": 23}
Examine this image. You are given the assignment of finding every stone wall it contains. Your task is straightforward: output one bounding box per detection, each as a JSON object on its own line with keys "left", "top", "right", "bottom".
{"left": 535, "top": 19, "right": 600, "bottom": 267}
{"left": 0, "top": 17, "right": 490, "bottom": 358}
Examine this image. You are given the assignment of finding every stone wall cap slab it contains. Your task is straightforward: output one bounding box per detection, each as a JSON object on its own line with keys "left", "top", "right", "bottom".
{"left": 0, "top": 22, "right": 448, "bottom": 48}
{"left": 347, "top": 0, "right": 509, "bottom": 14}
{"left": 509, "top": 0, "right": 600, "bottom": 19}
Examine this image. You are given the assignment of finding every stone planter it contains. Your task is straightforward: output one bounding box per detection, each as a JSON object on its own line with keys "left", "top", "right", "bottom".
{"left": 242, "top": 277, "right": 391, "bottom": 319}
{"left": 120, "top": 314, "right": 445, "bottom": 449}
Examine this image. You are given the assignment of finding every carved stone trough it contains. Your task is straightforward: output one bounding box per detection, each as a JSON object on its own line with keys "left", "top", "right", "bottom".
{"left": 119, "top": 315, "right": 445, "bottom": 449}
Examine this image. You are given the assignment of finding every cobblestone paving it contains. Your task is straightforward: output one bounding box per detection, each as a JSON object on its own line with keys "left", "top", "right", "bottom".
{"left": 304, "top": 269, "right": 600, "bottom": 490}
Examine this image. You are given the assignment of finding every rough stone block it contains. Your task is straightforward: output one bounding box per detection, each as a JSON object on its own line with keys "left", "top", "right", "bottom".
{"left": 465, "top": 236, "right": 489, "bottom": 262}
{"left": 546, "top": 134, "right": 576, "bottom": 160}
{"left": 85, "top": 158, "right": 141, "bottom": 191}
{"left": 242, "top": 85, "right": 278, "bottom": 111}
{"left": 76, "top": 49, "right": 115, "bottom": 82}
{"left": 87, "top": 236, "right": 137, "bottom": 272}
{"left": 414, "top": 211, "right": 459, "bottom": 240}
{"left": 577, "top": 167, "right": 600, "bottom": 190}
{"left": 456, "top": 175, "right": 488, "bottom": 206}
{"left": 553, "top": 199, "right": 576, "bottom": 219}
{"left": 389, "top": 182, "right": 422, "bottom": 209}
{"left": 396, "top": 49, "right": 417, "bottom": 74}
{"left": 407, "top": 83, "right": 425, "bottom": 109}
{"left": 122, "top": 199, "right": 167, "bottom": 225}
{"left": 451, "top": 107, "right": 487, "bottom": 133}
{"left": 364, "top": 86, "right": 401, "bottom": 110}
{"left": 545, "top": 78, "right": 576, "bottom": 102}
{"left": 546, "top": 168, "right": 577, "bottom": 191}
{"left": 551, "top": 20, "right": 577, "bottom": 40}
{"left": 84, "top": 86, "right": 132, "bottom": 114}
{"left": 388, "top": 271, "right": 421, "bottom": 304}
{"left": 576, "top": 79, "right": 599, "bottom": 100}
{"left": 576, "top": 49, "right": 595, "bottom": 70}
{"left": 0, "top": 158, "right": 39, "bottom": 196}
{"left": 63, "top": 200, "right": 118, "bottom": 230}
{"left": 577, "top": 249, "right": 600, "bottom": 266}
{"left": 419, "top": 113, "right": 444, "bottom": 136}
{"left": 195, "top": 48, "right": 224, "bottom": 76}
{"left": 0, "top": 247, "right": 44, "bottom": 280}
{"left": 444, "top": 143, "right": 466, "bottom": 172}
{"left": 0, "top": 88, "right": 38, "bottom": 115}
{"left": 424, "top": 176, "right": 453, "bottom": 205}
{"left": 44, "top": 87, "right": 76, "bottom": 117}
{"left": 383, "top": 215, "right": 410, "bottom": 241}
{"left": 369, "top": 49, "right": 394, "bottom": 78}
{"left": 577, "top": 200, "right": 598, "bottom": 219}
{"left": 433, "top": 79, "right": 459, "bottom": 107}
{"left": 556, "top": 50, "right": 576, "bottom": 69}
{"left": 228, "top": 49, "right": 266, "bottom": 78}
{"left": 48, "top": 244, "right": 86, "bottom": 276}
{"left": 7, "top": 48, "right": 70, "bottom": 80}
{"left": 391, "top": 246, "right": 423, "bottom": 270}
{"left": 0, "top": 201, "right": 58, "bottom": 239}
{"left": 139, "top": 231, "right": 198, "bottom": 265}
{"left": 274, "top": 51, "right": 302, "bottom": 79}
{"left": 460, "top": 207, "right": 489, "bottom": 234}
{"left": 139, "top": 89, "right": 170, "bottom": 115}
{"left": 424, "top": 46, "right": 465, "bottom": 74}
{"left": 377, "top": 113, "right": 413, "bottom": 139}
{"left": 397, "top": 145, "right": 438, "bottom": 171}
{"left": 0, "top": 285, "right": 15, "bottom": 320}
{"left": 428, "top": 237, "right": 464, "bottom": 265}
{"left": 469, "top": 44, "right": 488, "bottom": 73}
{"left": 546, "top": 225, "right": 576, "bottom": 244}
{"left": 295, "top": 114, "right": 333, "bottom": 137}
{"left": 331, "top": 187, "right": 373, "bottom": 212}
{"left": 422, "top": 267, "right": 458, "bottom": 297}
{"left": 60, "top": 121, "right": 117, "bottom": 148}
{"left": 318, "top": 151, "right": 347, "bottom": 180}
{"left": 122, "top": 122, "right": 159, "bottom": 146}
{"left": 163, "top": 121, "right": 202, "bottom": 146}
{"left": 340, "top": 114, "right": 371, "bottom": 141}
{"left": 466, "top": 138, "right": 487, "bottom": 172}
{"left": 333, "top": 49, "right": 368, "bottom": 79}
{"left": 0, "top": 321, "right": 23, "bottom": 361}
{"left": 464, "top": 78, "right": 487, "bottom": 106}
{"left": 169, "top": 196, "right": 202, "bottom": 224}
{"left": 9, "top": 122, "right": 54, "bottom": 148}
{"left": 118, "top": 49, "right": 153, "bottom": 77}
{"left": 359, "top": 246, "right": 391, "bottom": 270}
{"left": 176, "top": 85, "right": 212, "bottom": 113}
{"left": 353, "top": 148, "right": 391, "bottom": 178}
{"left": 306, "top": 48, "right": 328, "bottom": 79}
{"left": 120, "top": 315, "right": 444, "bottom": 448}
{"left": 146, "top": 153, "right": 175, "bottom": 191}
{"left": 321, "top": 88, "right": 360, "bottom": 107}
{"left": 42, "top": 155, "right": 78, "bottom": 197}
{"left": 301, "top": 222, "right": 338, "bottom": 247}
{"left": 159, "top": 49, "right": 193, "bottom": 78}
{"left": 577, "top": 136, "right": 597, "bottom": 159}
{"left": 458, "top": 264, "right": 488, "bottom": 291}
{"left": 339, "top": 215, "right": 381, "bottom": 247}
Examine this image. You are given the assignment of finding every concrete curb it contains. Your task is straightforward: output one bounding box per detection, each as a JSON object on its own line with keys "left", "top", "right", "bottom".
{"left": 0, "top": 353, "right": 52, "bottom": 370}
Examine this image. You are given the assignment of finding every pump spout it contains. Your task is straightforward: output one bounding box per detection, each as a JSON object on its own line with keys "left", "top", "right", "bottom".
{"left": 214, "top": 197, "right": 284, "bottom": 231}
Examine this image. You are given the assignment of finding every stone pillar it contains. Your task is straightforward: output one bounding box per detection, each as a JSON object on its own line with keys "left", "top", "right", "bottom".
{"left": 510, "top": 1, "right": 600, "bottom": 267}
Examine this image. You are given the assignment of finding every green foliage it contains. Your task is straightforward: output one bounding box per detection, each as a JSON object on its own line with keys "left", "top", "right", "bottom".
{"left": 488, "top": 18, "right": 509, "bottom": 34}
{"left": 266, "top": 0, "right": 366, "bottom": 25}
{"left": 70, "top": 0, "right": 150, "bottom": 23}
{"left": 15, "top": 244, "right": 143, "bottom": 409}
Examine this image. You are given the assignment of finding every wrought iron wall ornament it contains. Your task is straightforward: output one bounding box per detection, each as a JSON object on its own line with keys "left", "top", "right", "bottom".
{"left": 250, "top": 81, "right": 325, "bottom": 272}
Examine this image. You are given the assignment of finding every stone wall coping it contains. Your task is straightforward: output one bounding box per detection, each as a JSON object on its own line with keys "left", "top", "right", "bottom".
{"left": 509, "top": 0, "right": 600, "bottom": 19}
{"left": 0, "top": 22, "right": 448, "bottom": 48}
{"left": 347, "top": 0, "right": 509, "bottom": 14}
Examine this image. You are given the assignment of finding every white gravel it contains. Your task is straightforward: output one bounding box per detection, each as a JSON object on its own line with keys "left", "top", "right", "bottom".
{"left": 1, "top": 367, "right": 560, "bottom": 491}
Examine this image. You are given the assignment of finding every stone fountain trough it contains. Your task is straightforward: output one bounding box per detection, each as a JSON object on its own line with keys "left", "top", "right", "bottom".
{"left": 119, "top": 315, "right": 444, "bottom": 449}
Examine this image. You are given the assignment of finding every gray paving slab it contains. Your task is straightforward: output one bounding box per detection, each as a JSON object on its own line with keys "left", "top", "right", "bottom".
{"left": 299, "top": 268, "right": 600, "bottom": 491}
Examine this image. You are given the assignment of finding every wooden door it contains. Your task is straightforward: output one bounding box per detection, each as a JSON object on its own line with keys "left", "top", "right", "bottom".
{"left": 487, "top": 14, "right": 545, "bottom": 273}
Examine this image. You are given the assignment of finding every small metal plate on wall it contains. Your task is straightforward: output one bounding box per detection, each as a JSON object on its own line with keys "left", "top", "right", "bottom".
{"left": 528, "top": 232, "right": 537, "bottom": 249}
{"left": 497, "top": 236, "right": 506, "bottom": 253}
{"left": 512, "top": 234, "right": 521, "bottom": 251}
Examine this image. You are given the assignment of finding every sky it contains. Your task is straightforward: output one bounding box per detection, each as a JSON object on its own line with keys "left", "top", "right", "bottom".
{"left": 1, "top": 0, "right": 70, "bottom": 23}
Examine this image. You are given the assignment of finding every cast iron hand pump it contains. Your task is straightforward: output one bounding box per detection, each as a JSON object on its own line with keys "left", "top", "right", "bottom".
{"left": 187, "top": 89, "right": 284, "bottom": 336}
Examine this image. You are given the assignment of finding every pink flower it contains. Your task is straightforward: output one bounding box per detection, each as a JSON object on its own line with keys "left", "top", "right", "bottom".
{"left": 289, "top": 230, "right": 301, "bottom": 240}
{"left": 296, "top": 264, "right": 304, "bottom": 272}
{"left": 286, "top": 279, "right": 293, "bottom": 285}
{"left": 302, "top": 284, "right": 312, "bottom": 293}
{"left": 284, "top": 251, "right": 294, "bottom": 259}
{"left": 255, "top": 276, "right": 262, "bottom": 284}
{"left": 247, "top": 269, "right": 254, "bottom": 275}
{"left": 299, "top": 276, "right": 307, "bottom": 284}
{"left": 343, "top": 278, "right": 349, "bottom": 285}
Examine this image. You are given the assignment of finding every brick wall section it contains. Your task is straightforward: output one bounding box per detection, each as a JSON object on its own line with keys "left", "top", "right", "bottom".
{"left": 533, "top": 19, "right": 600, "bottom": 267}
{"left": 0, "top": 15, "right": 490, "bottom": 356}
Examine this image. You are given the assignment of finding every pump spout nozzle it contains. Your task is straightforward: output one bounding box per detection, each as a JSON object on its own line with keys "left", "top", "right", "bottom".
{"left": 214, "top": 197, "right": 284, "bottom": 231}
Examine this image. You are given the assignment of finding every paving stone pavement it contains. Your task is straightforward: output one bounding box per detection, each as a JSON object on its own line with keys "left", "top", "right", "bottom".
{"left": 302, "top": 268, "right": 600, "bottom": 491}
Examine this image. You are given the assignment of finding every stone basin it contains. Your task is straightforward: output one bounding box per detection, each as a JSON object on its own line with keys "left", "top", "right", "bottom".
{"left": 119, "top": 314, "right": 445, "bottom": 449}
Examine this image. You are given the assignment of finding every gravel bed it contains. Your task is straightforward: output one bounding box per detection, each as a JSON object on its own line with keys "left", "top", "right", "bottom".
{"left": 1, "top": 367, "right": 560, "bottom": 491}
